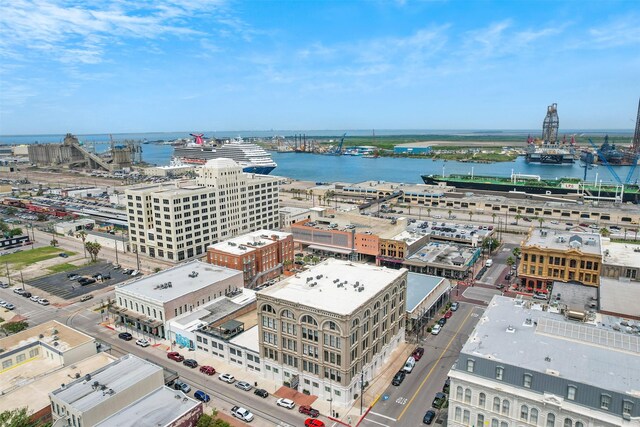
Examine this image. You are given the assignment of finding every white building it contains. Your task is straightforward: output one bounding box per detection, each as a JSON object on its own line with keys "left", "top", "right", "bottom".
{"left": 125, "top": 158, "right": 280, "bottom": 262}
{"left": 257, "top": 259, "right": 407, "bottom": 406}
{"left": 448, "top": 296, "right": 640, "bottom": 427}
{"left": 112, "top": 260, "right": 243, "bottom": 339}
{"left": 279, "top": 206, "right": 311, "bottom": 228}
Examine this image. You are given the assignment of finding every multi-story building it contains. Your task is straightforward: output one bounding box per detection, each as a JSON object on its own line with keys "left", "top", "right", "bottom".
{"left": 448, "top": 296, "right": 640, "bottom": 427}
{"left": 206, "top": 230, "right": 294, "bottom": 287}
{"left": 112, "top": 260, "right": 243, "bottom": 339}
{"left": 257, "top": 259, "right": 407, "bottom": 406}
{"left": 601, "top": 239, "right": 640, "bottom": 282}
{"left": 279, "top": 206, "right": 311, "bottom": 228}
{"left": 518, "top": 228, "right": 602, "bottom": 293}
{"left": 49, "top": 354, "right": 202, "bottom": 427}
{"left": 403, "top": 242, "right": 481, "bottom": 279}
{"left": 125, "top": 158, "right": 280, "bottom": 262}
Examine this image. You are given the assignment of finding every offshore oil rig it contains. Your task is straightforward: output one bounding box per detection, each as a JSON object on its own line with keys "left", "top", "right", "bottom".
{"left": 525, "top": 103, "right": 576, "bottom": 164}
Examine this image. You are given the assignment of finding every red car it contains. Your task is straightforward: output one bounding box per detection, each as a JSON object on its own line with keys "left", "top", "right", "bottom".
{"left": 299, "top": 405, "right": 320, "bottom": 418}
{"left": 200, "top": 365, "right": 216, "bottom": 375}
{"left": 167, "top": 352, "right": 184, "bottom": 362}
{"left": 444, "top": 310, "right": 453, "bottom": 319}
{"left": 412, "top": 347, "right": 425, "bottom": 361}
{"left": 305, "top": 419, "right": 325, "bottom": 427}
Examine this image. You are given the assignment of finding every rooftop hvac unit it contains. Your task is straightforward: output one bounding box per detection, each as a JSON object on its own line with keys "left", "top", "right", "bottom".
{"left": 333, "top": 279, "right": 339, "bottom": 283}
{"left": 316, "top": 275, "right": 323, "bottom": 280}
{"left": 85, "top": 374, "right": 92, "bottom": 382}
{"left": 228, "top": 242, "right": 236, "bottom": 246}
{"left": 358, "top": 286, "right": 364, "bottom": 292}
{"left": 309, "top": 282, "right": 317, "bottom": 287}
{"left": 306, "top": 277, "right": 313, "bottom": 282}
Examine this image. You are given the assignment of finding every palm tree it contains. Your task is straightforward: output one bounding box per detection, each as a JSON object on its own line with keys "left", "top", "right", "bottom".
{"left": 76, "top": 230, "right": 88, "bottom": 258}
{"left": 427, "top": 208, "right": 432, "bottom": 218}
{"left": 506, "top": 256, "right": 515, "bottom": 269}
{"left": 468, "top": 211, "right": 473, "bottom": 222}
{"left": 514, "top": 214, "right": 522, "bottom": 225}
{"left": 512, "top": 247, "right": 521, "bottom": 259}
{"left": 599, "top": 228, "right": 611, "bottom": 238}
{"left": 537, "top": 217, "right": 544, "bottom": 229}
{"left": 447, "top": 210, "right": 452, "bottom": 219}
{"left": 492, "top": 213, "right": 497, "bottom": 223}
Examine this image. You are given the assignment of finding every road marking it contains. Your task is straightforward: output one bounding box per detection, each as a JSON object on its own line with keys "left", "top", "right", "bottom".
{"left": 362, "top": 419, "right": 390, "bottom": 427}
{"left": 396, "top": 308, "right": 476, "bottom": 421}
{"left": 369, "top": 412, "right": 397, "bottom": 421}
{"left": 395, "top": 397, "right": 407, "bottom": 405}
{"left": 471, "top": 313, "right": 479, "bottom": 317}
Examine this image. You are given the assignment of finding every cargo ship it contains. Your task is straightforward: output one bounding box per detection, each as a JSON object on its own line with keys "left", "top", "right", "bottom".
{"left": 421, "top": 173, "right": 639, "bottom": 203}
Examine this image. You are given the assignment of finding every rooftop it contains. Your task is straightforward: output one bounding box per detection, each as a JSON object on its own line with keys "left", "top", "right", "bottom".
{"left": 343, "top": 180, "right": 445, "bottom": 196}
{"left": 51, "top": 354, "right": 162, "bottom": 411}
{"left": 0, "top": 353, "right": 116, "bottom": 414}
{"left": 296, "top": 209, "right": 405, "bottom": 238}
{"left": 258, "top": 259, "right": 406, "bottom": 315}
{"left": 601, "top": 239, "right": 640, "bottom": 267}
{"left": 280, "top": 206, "right": 311, "bottom": 215}
{"left": 0, "top": 320, "right": 94, "bottom": 354}
{"left": 522, "top": 228, "right": 601, "bottom": 255}
{"left": 406, "top": 242, "right": 479, "bottom": 267}
{"left": 94, "top": 386, "right": 200, "bottom": 427}
{"left": 459, "top": 296, "right": 640, "bottom": 396}
{"left": 600, "top": 277, "right": 640, "bottom": 320}
{"left": 229, "top": 325, "right": 260, "bottom": 353}
{"left": 169, "top": 289, "right": 257, "bottom": 331}
{"left": 208, "top": 229, "right": 291, "bottom": 255}
{"left": 116, "top": 260, "right": 242, "bottom": 303}
{"left": 406, "top": 219, "right": 492, "bottom": 244}
{"left": 406, "top": 273, "right": 449, "bottom": 312}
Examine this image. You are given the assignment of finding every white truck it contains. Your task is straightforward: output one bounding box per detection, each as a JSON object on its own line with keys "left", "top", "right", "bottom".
{"left": 232, "top": 406, "right": 254, "bottom": 422}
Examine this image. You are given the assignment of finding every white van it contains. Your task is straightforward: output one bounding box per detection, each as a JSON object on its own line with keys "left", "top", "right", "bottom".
{"left": 403, "top": 356, "right": 416, "bottom": 373}
{"left": 486, "top": 259, "right": 493, "bottom": 267}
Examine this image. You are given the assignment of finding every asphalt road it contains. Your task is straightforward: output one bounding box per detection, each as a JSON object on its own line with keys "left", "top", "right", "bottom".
{"left": 360, "top": 302, "right": 484, "bottom": 427}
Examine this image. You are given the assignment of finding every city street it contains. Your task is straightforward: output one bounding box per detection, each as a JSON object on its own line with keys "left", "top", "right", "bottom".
{"left": 359, "top": 302, "right": 484, "bottom": 427}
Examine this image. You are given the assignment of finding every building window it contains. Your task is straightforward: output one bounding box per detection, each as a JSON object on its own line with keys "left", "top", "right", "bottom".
{"left": 464, "top": 388, "right": 471, "bottom": 403}
{"left": 454, "top": 407, "right": 461, "bottom": 422}
{"left": 523, "top": 373, "right": 532, "bottom": 388}
{"left": 478, "top": 392, "right": 486, "bottom": 407}
{"left": 456, "top": 386, "right": 463, "bottom": 401}
{"left": 477, "top": 414, "right": 484, "bottom": 427}
{"left": 623, "top": 400, "right": 634, "bottom": 416}
{"left": 575, "top": 422, "right": 584, "bottom": 427}
{"left": 502, "top": 399, "right": 510, "bottom": 415}
{"left": 521, "top": 405, "right": 529, "bottom": 420}
{"left": 493, "top": 397, "right": 500, "bottom": 412}
{"left": 563, "top": 419, "right": 572, "bottom": 427}
{"left": 600, "top": 394, "right": 611, "bottom": 410}
{"left": 491, "top": 419, "right": 498, "bottom": 427}
{"left": 546, "top": 413, "right": 555, "bottom": 427}
{"left": 463, "top": 410, "right": 470, "bottom": 423}
{"left": 530, "top": 408, "right": 539, "bottom": 423}
{"left": 496, "top": 366, "right": 504, "bottom": 380}
{"left": 567, "top": 385, "right": 576, "bottom": 401}
{"left": 466, "top": 359, "right": 475, "bottom": 372}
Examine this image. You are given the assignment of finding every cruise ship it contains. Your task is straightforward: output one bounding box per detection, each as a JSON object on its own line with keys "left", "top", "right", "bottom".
{"left": 172, "top": 136, "right": 277, "bottom": 175}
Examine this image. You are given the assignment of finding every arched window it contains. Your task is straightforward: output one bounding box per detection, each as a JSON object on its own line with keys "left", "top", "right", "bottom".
{"left": 301, "top": 315, "right": 318, "bottom": 326}
{"left": 383, "top": 294, "right": 389, "bottom": 302}
{"left": 502, "top": 399, "right": 510, "bottom": 415}
{"left": 456, "top": 386, "right": 463, "bottom": 400}
{"left": 392, "top": 286, "right": 397, "bottom": 295}
{"left": 363, "top": 309, "right": 371, "bottom": 319}
{"left": 575, "top": 422, "right": 584, "bottom": 427}
{"left": 500, "top": 423, "right": 508, "bottom": 427}
{"left": 478, "top": 392, "right": 486, "bottom": 407}
{"left": 351, "top": 318, "right": 359, "bottom": 329}
{"left": 324, "top": 320, "right": 341, "bottom": 333}
{"left": 464, "top": 388, "right": 472, "bottom": 403}
{"left": 261, "top": 304, "right": 275, "bottom": 313}
{"left": 520, "top": 405, "right": 529, "bottom": 421}
{"left": 374, "top": 301, "right": 381, "bottom": 310}
{"left": 493, "top": 397, "right": 501, "bottom": 412}
{"left": 546, "top": 413, "right": 555, "bottom": 427}
{"left": 530, "top": 408, "right": 539, "bottom": 423}
{"left": 281, "top": 309, "right": 295, "bottom": 319}
{"left": 563, "top": 418, "right": 572, "bottom": 427}
{"left": 491, "top": 419, "right": 498, "bottom": 427}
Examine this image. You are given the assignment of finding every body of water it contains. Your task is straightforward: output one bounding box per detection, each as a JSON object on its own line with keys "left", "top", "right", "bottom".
{"left": 1, "top": 132, "right": 637, "bottom": 185}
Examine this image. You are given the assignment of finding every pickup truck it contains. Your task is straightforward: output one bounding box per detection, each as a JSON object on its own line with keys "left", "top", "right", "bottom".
{"left": 231, "top": 406, "right": 254, "bottom": 422}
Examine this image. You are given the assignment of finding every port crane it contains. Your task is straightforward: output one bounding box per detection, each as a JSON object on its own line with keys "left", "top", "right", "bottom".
{"left": 327, "top": 133, "right": 346, "bottom": 155}
{"left": 587, "top": 138, "right": 638, "bottom": 185}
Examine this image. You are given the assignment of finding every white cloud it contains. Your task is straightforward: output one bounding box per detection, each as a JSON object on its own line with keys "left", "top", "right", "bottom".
{"left": 589, "top": 16, "right": 640, "bottom": 48}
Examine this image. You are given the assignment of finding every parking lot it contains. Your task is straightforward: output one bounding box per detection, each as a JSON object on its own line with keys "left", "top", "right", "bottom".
{"left": 27, "top": 261, "right": 132, "bottom": 300}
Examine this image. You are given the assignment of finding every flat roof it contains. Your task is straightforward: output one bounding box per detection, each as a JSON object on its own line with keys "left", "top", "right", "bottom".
{"left": 0, "top": 320, "right": 94, "bottom": 354}
{"left": 522, "top": 228, "right": 601, "bottom": 255}
{"left": 170, "top": 289, "right": 257, "bottom": 330}
{"left": 600, "top": 277, "right": 640, "bottom": 319}
{"left": 406, "top": 220, "right": 491, "bottom": 243}
{"left": 280, "top": 206, "right": 311, "bottom": 215}
{"left": 117, "top": 260, "right": 242, "bottom": 303}
{"left": 229, "top": 325, "right": 260, "bottom": 353}
{"left": 300, "top": 209, "right": 405, "bottom": 238}
{"left": 258, "top": 259, "right": 406, "bottom": 315}
{"left": 208, "top": 229, "right": 291, "bottom": 255}
{"left": 458, "top": 296, "right": 640, "bottom": 395}
{"left": 0, "top": 353, "right": 116, "bottom": 414}
{"left": 51, "top": 354, "right": 162, "bottom": 411}
{"left": 406, "top": 242, "right": 479, "bottom": 267}
{"left": 601, "top": 240, "right": 640, "bottom": 267}
{"left": 94, "top": 386, "right": 200, "bottom": 427}
{"left": 549, "top": 281, "right": 598, "bottom": 312}
{"left": 406, "top": 273, "right": 448, "bottom": 312}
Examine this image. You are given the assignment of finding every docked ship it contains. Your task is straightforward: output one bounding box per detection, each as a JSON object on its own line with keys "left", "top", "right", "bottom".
{"left": 525, "top": 103, "right": 575, "bottom": 164}
{"left": 421, "top": 173, "right": 639, "bottom": 203}
{"left": 173, "top": 136, "right": 277, "bottom": 175}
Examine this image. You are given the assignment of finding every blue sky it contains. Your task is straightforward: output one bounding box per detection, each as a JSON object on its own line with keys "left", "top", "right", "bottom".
{"left": 1, "top": 0, "right": 639, "bottom": 135}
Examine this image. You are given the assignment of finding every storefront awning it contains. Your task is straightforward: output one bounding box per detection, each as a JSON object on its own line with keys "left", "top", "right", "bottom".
{"left": 307, "top": 244, "right": 353, "bottom": 255}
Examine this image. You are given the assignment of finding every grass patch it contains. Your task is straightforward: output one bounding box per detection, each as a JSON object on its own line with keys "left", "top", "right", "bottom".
{"left": 611, "top": 238, "right": 640, "bottom": 244}
{"left": 47, "top": 263, "right": 78, "bottom": 274}
{"left": 0, "top": 246, "right": 76, "bottom": 269}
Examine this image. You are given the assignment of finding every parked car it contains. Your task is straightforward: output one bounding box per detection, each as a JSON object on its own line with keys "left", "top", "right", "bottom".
{"left": 305, "top": 419, "right": 325, "bottom": 427}
{"left": 231, "top": 406, "right": 254, "bottom": 422}
{"left": 276, "top": 398, "right": 295, "bottom": 409}
{"left": 199, "top": 365, "right": 216, "bottom": 375}
{"left": 13, "top": 288, "right": 25, "bottom": 295}
{"left": 392, "top": 370, "right": 406, "bottom": 386}
{"left": 423, "top": 410, "right": 436, "bottom": 425}
{"left": 173, "top": 380, "right": 190, "bottom": 393}
{"left": 450, "top": 302, "right": 459, "bottom": 311}
{"left": 0, "top": 282, "right": 10, "bottom": 288}
{"left": 37, "top": 298, "right": 50, "bottom": 306}
{"left": 167, "top": 352, "right": 185, "bottom": 362}
{"left": 194, "top": 390, "right": 210, "bottom": 402}
{"left": 438, "top": 317, "right": 447, "bottom": 326}
{"left": 443, "top": 378, "right": 450, "bottom": 394}
{"left": 118, "top": 332, "right": 133, "bottom": 341}
{"left": 30, "top": 295, "right": 40, "bottom": 302}
{"left": 4, "top": 303, "right": 15, "bottom": 310}
{"left": 431, "top": 324, "right": 442, "bottom": 335}
{"left": 67, "top": 273, "right": 79, "bottom": 280}
{"left": 299, "top": 405, "right": 320, "bottom": 417}
{"left": 136, "top": 338, "right": 150, "bottom": 347}
{"left": 533, "top": 292, "right": 548, "bottom": 300}
{"left": 254, "top": 388, "right": 269, "bottom": 398}
{"left": 412, "top": 347, "right": 425, "bottom": 361}
{"left": 80, "top": 294, "right": 94, "bottom": 302}
{"left": 235, "top": 381, "right": 252, "bottom": 391}
{"left": 21, "top": 292, "right": 32, "bottom": 298}
{"left": 183, "top": 359, "right": 198, "bottom": 368}
{"left": 219, "top": 373, "right": 235, "bottom": 383}
{"left": 444, "top": 310, "right": 453, "bottom": 319}
{"left": 432, "top": 392, "right": 447, "bottom": 409}
{"left": 58, "top": 253, "right": 69, "bottom": 258}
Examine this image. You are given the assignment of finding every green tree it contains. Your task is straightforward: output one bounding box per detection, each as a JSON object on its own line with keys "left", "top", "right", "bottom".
{"left": 492, "top": 213, "right": 497, "bottom": 223}
{"left": 76, "top": 231, "right": 88, "bottom": 258}
{"left": 5, "top": 207, "right": 17, "bottom": 216}
{"left": 0, "top": 407, "right": 48, "bottom": 427}
{"left": 283, "top": 259, "right": 293, "bottom": 271}
{"left": 50, "top": 238, "right": 58, "bottom": 247}
{"left": 447, "top": 210, "right": 452, "bottom": 219}
{"left": 311, "top": 256, "right": 320, "bottom": 265}
{"left": 506, "top": 256, "right": 515, "bottom": 268}
{"left": 512, "top": 247, "right": 521, "bottom": 259}
{"left": 36, "top": 213, "right": 47, "bottom": 222}
{"left": 537, "top": 217, "right": 544, "bottom": 229}
{"left": 599, "top": 228, "right": 611, "bottom": 238}
{"left": 0, "top": 220, "right": 8, "bottom": 233}
{"left": 85, "top": 241, "right": 102, "bottom": 262}
{"left": 468, "top": 211, "right": 473, "bottom": 222}
{"left": 9, "top": 228, "right": 23, "bottom": 237}
{"left": 1, "top": 321, "right": 29, "bottom": 335}
{"left": 482, "top": 237, "right": 500, "bottom": 255}
{"left": 427, "top": 208, "right": 432, "bottom": 218}
{"left": 514, "top": 214, "right": 522, "bottom": 225}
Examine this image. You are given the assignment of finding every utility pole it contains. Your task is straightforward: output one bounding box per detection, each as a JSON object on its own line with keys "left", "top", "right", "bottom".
{"left": 360, "top": 370, "right": 365, "bottom": 415}
{"left": 134, "top": 248, "right": 141, "bottom": 271}
{"left": 114, "top": 239, "right": 119, "bottom": 266}
{"left": 5, "top": 262, "right": 11, "bottom": 286}
{"left": 20, "top": 270, "right": 25, "bottom": 291}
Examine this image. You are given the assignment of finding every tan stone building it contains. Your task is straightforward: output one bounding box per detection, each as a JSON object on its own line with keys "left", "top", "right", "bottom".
{"left": 257, "top": 259, "right": 407, "bottom": 407}
{"left": 518, "top": 228, "right": 602, "bottom": 293}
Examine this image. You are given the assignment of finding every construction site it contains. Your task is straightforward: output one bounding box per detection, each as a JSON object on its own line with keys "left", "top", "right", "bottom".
{"left": 27, "top": 133, "right": 141, "bottom": 172}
